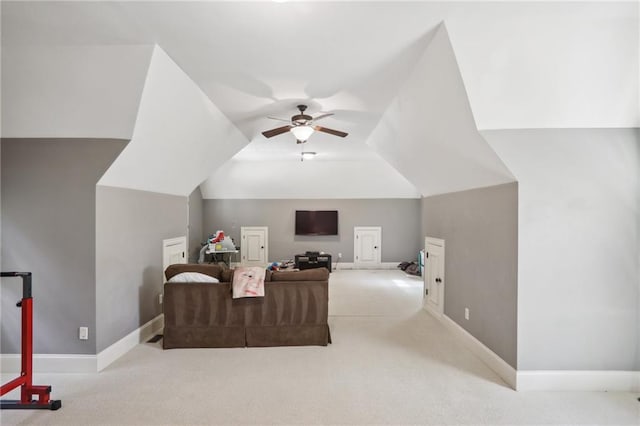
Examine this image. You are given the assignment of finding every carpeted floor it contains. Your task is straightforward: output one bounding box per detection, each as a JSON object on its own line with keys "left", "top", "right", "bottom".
{"left": 1, "top": 270, "right": 638, "bottom": 425}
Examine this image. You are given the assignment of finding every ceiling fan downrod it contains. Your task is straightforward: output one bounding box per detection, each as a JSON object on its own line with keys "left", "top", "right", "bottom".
{"left": 292, "top": 105, "right": 312, "bottom": 125}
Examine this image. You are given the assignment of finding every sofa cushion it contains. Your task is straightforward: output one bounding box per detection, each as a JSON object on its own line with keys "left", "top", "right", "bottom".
{"left": 270, "top": 268, "right": 329, "bottom": 281}
{"left": 221, "top": 268, "right": 234, "bottom": 283}
{"left": 165, "top": 263, "right": 225, "bottom": 281}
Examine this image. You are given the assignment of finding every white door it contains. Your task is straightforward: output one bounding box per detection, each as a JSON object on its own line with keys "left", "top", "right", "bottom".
{"left": 424, "top": 237, "right": 445, "bottom": 317}
{"left": 241, "top": 227, "right": 268, "bottom": 266}
{"left": 163, "top": 236, "right": 187, "bottom": 274}
{"left": 354, "top": 227, "right": 382, "bottom": 269}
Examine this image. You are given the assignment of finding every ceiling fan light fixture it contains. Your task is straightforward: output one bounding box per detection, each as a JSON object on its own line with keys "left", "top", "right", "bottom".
{"left": 290, "top": 125, "right": 314, "bottom": 142}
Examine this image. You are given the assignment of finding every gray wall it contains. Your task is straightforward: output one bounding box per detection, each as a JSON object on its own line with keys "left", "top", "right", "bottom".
{"left": 188, "top": 187, "right": 204, "bottom": 263}
{"left": 422, "top": 183, "right": 518, "bottom": 368}
{"left": 95, "top": 186, "right": 187, "bottom": 352}
{"left": 486, "top": 128, "right": 639, "bottom": 371}
{"left": 203, "top": 199, "right": 421, "bottom": 264}
{"left": 1, "top": 138, "right": 126, "bottom": 354}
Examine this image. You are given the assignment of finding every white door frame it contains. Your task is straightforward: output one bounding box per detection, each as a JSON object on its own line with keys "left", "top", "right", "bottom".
{"left": 424, "top": 236, "right": 445, "bottom": 317}
{"left": 241, "top": 226, "right": 268, "bottom": 266}
{"left": 354, "top": 226, "right": 382, "bottom": 269}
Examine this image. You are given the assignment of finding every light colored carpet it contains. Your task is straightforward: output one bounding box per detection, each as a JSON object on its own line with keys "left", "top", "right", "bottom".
{"left": 1, "top": 269, "right": 638, "bottom": 425}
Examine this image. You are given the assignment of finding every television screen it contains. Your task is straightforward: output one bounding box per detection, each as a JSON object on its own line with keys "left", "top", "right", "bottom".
{"left": 295, "top": 210, "right": 338, "bottom": 235}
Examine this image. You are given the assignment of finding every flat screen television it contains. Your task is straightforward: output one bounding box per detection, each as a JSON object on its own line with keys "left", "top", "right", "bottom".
{"left": 295, "top": 210, "right": 338, "bottom": 236}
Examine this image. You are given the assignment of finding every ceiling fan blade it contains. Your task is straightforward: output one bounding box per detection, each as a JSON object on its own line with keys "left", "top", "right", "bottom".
{"left": 262, "top": 125, "right": 292, "bottom": 138}
{"left": 314, "top": 126, "right": 348, "bottom": 138}
{"left": 267, "top": 116, "right": 291, "bottom": 123}
{"left": 310, "top": 113, "right": 334, "bottom": 123}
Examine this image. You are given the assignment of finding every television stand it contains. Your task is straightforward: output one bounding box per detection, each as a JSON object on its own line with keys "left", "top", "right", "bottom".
{"left": 295, "top": 253, "right": 332, "bottom": 273}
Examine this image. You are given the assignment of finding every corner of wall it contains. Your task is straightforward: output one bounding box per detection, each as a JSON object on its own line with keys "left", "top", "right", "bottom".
{"left": 96, "top": 186, "right": 188, "bottom": 353}
{"left": 422, "top": 183, "right": 518, "bottom": 369}
{"left": 188, "top": 186, "right": 204, "bottom": 262}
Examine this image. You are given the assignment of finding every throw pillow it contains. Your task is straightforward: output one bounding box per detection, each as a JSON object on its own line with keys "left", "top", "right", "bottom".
{"left": 167, "top": 272, "right": 220, "bottom": 283}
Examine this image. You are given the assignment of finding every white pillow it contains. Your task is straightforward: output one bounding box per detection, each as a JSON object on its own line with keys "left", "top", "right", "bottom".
{"left": 168, "top": 272, "right": 220, "bottom": 283}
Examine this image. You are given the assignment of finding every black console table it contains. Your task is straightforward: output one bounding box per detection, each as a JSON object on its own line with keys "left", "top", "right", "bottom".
{"left": 295, "top": 253, "right": 332, "bottom": 273}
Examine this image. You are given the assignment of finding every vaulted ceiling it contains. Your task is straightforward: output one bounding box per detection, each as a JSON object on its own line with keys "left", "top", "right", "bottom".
{"left": 2, "top": 1, "right": 637, "bottom": 198}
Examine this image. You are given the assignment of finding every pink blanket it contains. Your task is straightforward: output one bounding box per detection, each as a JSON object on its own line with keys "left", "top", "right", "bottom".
{"left": 232, "top": 266, "right": 266, "bottom": 299}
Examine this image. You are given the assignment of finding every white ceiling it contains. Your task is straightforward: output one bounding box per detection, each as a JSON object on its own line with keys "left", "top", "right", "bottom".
{"left": 2, "top": 1, "right": 637, "bottom": 198}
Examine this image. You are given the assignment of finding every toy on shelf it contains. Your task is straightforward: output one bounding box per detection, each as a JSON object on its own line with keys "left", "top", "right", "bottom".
{"left": 207, "top": 230, "right": 236, "bottom": 251}
{"left": 210, "top": 230, "right": 225, "bottom": 244}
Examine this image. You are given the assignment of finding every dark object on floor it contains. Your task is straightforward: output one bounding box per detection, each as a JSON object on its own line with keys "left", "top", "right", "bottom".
{"left": 0, "top": 272, "right": 62, "bottom": 411}
{"left": 147, "top": 334, "right": 163, "bottom": 343}
{"left": 398, "top": 261, "right": 421, "bottom": 276}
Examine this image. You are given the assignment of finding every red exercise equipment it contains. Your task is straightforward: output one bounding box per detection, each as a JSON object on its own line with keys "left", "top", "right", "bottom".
{"left": 0, "top": 272, "right": 61, "bottom": 410}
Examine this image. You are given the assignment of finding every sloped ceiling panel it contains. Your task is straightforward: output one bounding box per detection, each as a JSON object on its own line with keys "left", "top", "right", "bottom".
{"left": 367, "top": 23, "right": 514, "bottom": 197}
{"left": 199, "top": 150, "right": 420, "bottom": 200}
{"left": 2, "top": 2, "right": 637, "bottom": 137}
{"left": 1, "top": 45, "right": 153, "bottom": 139}
{"left": 446, "top": 1, "right": 639, "bottom": 130}
{"left": 98, "top": 46, "right": 249, "bottom": 196}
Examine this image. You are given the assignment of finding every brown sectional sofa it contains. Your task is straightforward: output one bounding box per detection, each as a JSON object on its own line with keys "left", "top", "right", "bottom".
{"left": 163, "top": 264, "right": 331, "bottom": 349}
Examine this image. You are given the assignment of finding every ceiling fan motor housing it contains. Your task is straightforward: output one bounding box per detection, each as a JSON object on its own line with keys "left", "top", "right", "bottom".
{"left": 292, "top": 114, "right": 313, "bottom": 125}
{"left": 292, "top": 104, "right": 312, "bottom": 125}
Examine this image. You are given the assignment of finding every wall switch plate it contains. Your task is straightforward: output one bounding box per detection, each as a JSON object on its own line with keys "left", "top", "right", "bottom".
{"left": 338, "top": 253, "right": 342, "bottom": 258}
{"left": 464, "top": 308, "right": 470, "bottom": 320}
{"left": 159, "top": 293, "right": 163, "bottom": 305}
{"left": 79, "top": 326, "right": 89, "bottom": 340}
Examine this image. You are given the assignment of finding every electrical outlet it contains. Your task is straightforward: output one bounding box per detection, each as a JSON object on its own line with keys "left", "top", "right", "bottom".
{"left": 159, "top": 293, "right": 163, "bottom": 305}
{"left": 79, "top": 326, "right": 89, "bottom": 340}
{"left": 464, "top": 308, "right": 470, "bottom": 320}
{"left": 338, "top": 253, "right": 342, "bottom": 258}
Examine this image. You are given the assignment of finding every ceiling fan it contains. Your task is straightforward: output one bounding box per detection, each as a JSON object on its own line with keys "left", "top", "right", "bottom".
{"left": 261, "top": 105, "right": 348, "bottom": 144}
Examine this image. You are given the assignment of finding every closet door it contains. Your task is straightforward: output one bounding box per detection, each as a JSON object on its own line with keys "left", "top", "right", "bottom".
{"left": 354, "top": 226, "right": 382, "bottom": 269}
{"left": 241, "top": 226, "right": 268, "bottom": 266}
{"left": 163, "top": 236, "right": 187, "bottom": 279}
{"left": 424, "top": 237, "right": 445, "bottom": 317}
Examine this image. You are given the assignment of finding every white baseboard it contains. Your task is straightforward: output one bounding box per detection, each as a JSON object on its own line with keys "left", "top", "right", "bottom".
{"left": 333, "top": 262, "right": 354, "bottom": 270}
{"left": 516, "top": 370, "right": 640, "bottom": 392}
{"left": 97, "top": 314, "right": 164, "bottom": 371}
{"left": 439, "top": 314, "right": 517, "bottom": 389}
{"left": 334, "top": 262, "right": 401, "bottom": 270}
{"left": 1, "top": 353, "right": 97, "bottom": 374}
{"left": 0, "top": 314, "right": 164, "bottom": 374}
{"left": 433, "top": 313, "right": 639, "bottom": 392}
{"left": 423, "top": 303, "right": 444, "bottom": 321}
